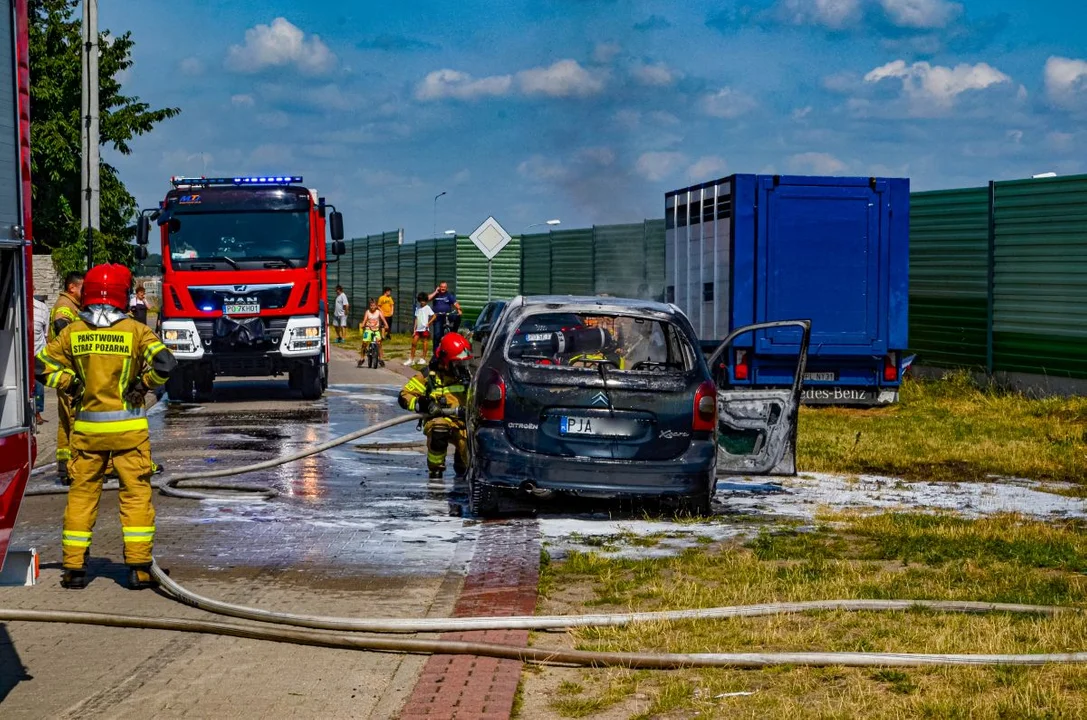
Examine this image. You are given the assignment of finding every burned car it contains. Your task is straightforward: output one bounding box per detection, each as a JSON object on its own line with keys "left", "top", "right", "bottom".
{"left": 465, "top": 296, "right": 812, "bottom": 517}
{"left": 466, "top": 296, "right": 718, "bottom": 515}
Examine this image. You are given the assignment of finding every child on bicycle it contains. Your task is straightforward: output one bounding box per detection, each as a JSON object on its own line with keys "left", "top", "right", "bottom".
{"left": 359, "top": 298, "right": 389, "bottom": 368}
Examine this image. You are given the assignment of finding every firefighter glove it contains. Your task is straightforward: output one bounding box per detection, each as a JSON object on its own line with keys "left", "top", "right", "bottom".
{"left": 125, "top": 379, "right": 150, "bottom": 408}
{"left": 415, "top": 396, "right": 433, "bottom": 416}
{"left": 455, "top": 406, "right": 467, "bottom": 422}
{"left": 66, "top": 375, "right": 84, "bottom": 403}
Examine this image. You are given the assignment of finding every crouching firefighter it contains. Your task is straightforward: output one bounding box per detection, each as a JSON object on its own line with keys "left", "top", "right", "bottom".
{"left": 399, "top": 333, "right": 472, "bottom": 479}
{"left": 35, "top": 263, "right": 177, "bottom": 590}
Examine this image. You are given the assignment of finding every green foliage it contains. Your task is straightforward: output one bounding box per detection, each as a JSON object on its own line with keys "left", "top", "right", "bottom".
{"left": 28, "top": 0, "right": 179, "bottom": 276}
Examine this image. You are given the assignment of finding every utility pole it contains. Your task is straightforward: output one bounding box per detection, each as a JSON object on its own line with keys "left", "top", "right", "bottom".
{"left": 81, "top": 0, "right": 100, "bottom": 270}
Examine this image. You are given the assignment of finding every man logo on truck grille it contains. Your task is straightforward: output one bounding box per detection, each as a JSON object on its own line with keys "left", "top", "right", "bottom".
{"left": 591, "top": 392, "right": 609, "bottom": 407}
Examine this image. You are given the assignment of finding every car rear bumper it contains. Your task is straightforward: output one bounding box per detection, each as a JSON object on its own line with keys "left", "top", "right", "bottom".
{"left": 473, "top": 427, "right": 716, "bottom": 498}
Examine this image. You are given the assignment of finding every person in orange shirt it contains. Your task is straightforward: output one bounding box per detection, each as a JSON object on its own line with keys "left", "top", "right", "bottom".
{"left": 376, "top": 287, "right": 395, "bottom": 362}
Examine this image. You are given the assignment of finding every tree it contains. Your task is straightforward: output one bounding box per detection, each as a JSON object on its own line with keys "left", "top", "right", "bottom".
{"left": 29, "top": 0, "right": 179, "bottom": 276}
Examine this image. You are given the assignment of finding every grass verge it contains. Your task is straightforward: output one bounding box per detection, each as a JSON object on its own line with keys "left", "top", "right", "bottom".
{"left": 799, "top": 371, "right": 1087, "bottom": 484}
{"left": 332, "top": 330, "right": 416, "bottom": 362}
{"left": 530, "top": 512, "right": 1087, "bottom": 719}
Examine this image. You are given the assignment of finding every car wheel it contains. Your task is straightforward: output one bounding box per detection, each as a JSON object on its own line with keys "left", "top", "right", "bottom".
{"left": 468, "top": 474, "right": 499, "bottom": 517}
{"left": 674, "top": 491, "right": 712, "bottom": 518}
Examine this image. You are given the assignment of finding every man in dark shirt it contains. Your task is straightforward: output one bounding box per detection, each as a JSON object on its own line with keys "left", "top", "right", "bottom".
{"left": 428, "top": 282, "right": 461, "bottom": 353}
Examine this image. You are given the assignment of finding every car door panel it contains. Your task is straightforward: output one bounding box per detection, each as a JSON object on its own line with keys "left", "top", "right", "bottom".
{"left": 707, "top": 320, "right": 810, "bottom": 476}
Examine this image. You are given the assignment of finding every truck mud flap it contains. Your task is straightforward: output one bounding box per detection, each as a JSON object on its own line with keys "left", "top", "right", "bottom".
{"left": 707, "top": 320, "right": 810, "bottom": 476}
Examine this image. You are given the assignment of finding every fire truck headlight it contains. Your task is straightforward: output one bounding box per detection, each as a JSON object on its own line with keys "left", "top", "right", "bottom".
{"left": 302, "top": 327, "right": 320, "bottom": 338}
{"left": 164, "top": 330, "right": 179, "bottom": 341}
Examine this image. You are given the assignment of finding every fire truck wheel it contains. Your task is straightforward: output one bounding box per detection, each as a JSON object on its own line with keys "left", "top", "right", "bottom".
{"left": 165, "top": 370, "right": 194, "bottom": 403}
{"left": 299, "top": 363, "right": 322, "bottom": 400}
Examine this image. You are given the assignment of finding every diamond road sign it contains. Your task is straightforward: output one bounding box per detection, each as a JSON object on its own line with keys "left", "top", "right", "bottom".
{"left": 469, "top": 217, "right": 512, "bottom": 260}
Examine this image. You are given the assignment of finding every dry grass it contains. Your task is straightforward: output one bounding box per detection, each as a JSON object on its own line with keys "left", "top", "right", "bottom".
{"left": 533, "top": 513, "right": 1087, "bottom": 719}
{"left": 799, "top": 371, "right": 1087, "bottom": 484}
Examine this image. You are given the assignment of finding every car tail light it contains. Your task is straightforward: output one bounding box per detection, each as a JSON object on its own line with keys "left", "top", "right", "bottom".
{"left": 693, "top": 380, "right": 716, "bottom": 432}
{"left": 734, "top": 349, "right": 750, "bottom": 381}
{"left": 479, "top": 368, "right": 506, "bottom": 421}
{"left": 884, "top": 352, "right": 898, "bottom": 382}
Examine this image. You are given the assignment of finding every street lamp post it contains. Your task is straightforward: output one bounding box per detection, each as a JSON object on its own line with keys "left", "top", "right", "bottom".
{"left": 433, "top": 191, "right": 447, "bottom": 237}
{"left": 523, "top": 219, "right": 561, "bottom": 233}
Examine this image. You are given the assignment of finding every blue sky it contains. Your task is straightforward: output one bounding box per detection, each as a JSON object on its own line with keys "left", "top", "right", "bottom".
{"left": 100, "top": 0, "right": 1087, "bottom": 243}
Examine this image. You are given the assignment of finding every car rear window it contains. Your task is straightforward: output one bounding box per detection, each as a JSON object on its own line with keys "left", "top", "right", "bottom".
{"left": 507, "top": 312, "right": 695, "bottom": 372}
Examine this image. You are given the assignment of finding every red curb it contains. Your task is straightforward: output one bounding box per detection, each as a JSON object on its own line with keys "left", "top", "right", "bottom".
{"left": 399, "top": 521, "right": 539, "bottom": 719}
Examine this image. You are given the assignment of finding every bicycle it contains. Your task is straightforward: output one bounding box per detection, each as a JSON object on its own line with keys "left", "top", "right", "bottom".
{"left": 357, "top": 329, "right": 383, "bottom": 368}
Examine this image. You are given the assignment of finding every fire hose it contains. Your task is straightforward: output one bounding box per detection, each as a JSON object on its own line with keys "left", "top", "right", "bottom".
{"left": 15, "top": 413, "right": 1087, "bottom": 669}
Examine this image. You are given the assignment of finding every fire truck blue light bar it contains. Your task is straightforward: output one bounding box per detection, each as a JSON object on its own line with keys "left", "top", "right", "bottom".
{"left": 170, "top": 176, "right": 303, "bottom": 187}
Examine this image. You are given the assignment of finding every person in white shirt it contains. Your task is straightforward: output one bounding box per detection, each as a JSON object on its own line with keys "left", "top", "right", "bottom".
{"left": 32, "top": 294, "right": 49, "bottom": 425}
{"left": 332, "top": 285, "right": 349, "bottom": 344}
{"left": 406, "top": 292, "right": 436, "bottom": 365}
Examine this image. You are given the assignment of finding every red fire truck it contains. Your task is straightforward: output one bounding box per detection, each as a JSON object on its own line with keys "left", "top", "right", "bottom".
{"left": 1, "top": 0, "right": 36, "bottom": 571}
{"left": 141, "top": 175, "right": 345, "bottom": 401}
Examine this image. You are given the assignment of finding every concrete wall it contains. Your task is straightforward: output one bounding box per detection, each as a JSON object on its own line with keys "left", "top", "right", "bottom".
{"left": 30, "top": 252, "right": 60, "bottom": 304}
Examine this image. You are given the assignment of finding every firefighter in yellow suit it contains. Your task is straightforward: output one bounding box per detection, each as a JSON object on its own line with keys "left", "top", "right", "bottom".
{"left": 49, "top": 272, "right": 83, "bottom": 483}
{"left": 36, "top": 263, "right": 177, "bottom": 590}
{"left": 398, "top": 332, "right": 472, "bottom": 479}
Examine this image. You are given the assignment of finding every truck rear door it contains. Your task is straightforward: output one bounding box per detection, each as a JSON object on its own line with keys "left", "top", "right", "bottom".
{"left": 755, "top": 176, "right": 889, "bottom": 356}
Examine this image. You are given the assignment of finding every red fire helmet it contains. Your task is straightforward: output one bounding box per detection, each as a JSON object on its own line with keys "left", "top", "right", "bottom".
{"left": 436, "top": 332, "right": 472, "bottom": 364}
{"left": 82, "top": 263, "right": 132, "bottom": 310}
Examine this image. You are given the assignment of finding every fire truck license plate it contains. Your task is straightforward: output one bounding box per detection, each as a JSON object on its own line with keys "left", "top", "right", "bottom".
{"left": 224, "top": 303, "right": 260, "bottom": 315}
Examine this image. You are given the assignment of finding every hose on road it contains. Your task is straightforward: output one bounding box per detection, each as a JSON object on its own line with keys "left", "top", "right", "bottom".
{"left": 25, "top": 414, "right": 421, "bottom": 501}
{"left": 1, "top": 604, "right": 1085, "bottom": 669}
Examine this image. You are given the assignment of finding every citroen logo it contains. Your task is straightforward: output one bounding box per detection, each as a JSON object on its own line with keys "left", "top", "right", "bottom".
{"left": 591, "top": 392, "right": 609, "bottom": 407}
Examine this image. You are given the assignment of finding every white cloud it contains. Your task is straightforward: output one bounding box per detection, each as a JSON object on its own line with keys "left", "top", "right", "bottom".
{"left": 648, "top": 111, "right": 681, "bottom": 126}
{"left": 688, "top": 155, "right": 728, "bottom": 180}
{"left": 518, "top": 155, "right": 567, "bottom": 181}
{"left": 1045, "top": 56, "right": 1087, "bottom": 109}
{"left": 415, "top": 69, "right": 513, "bottom": 101}
{"left": 614, "top": 109, "right": 642, "bottom": 129}
{"left": 256, "top": 111, "right": 291, "bottom": 129}
{"left": 701, "top": 87, "right": 757, "bottom": 119}
{"left": 788, "top": 152, "right": 847, "bottom": 174}
{"left": 792, "top": 106, "right": 813, "bottom": 120}
{"left": 776, "top": 0, "right": 960, "bottom": 30}
{"left": 779, "top": 0, "right": 863, "bottom": 29}
{"left": 180, "top": 57, "right": 204, "bottom": 76}
{"left": 877, "top": 0, "right": 962, "bottom": 29}
{"left": 225, "top": 18, "right": 336, "bottom": 75}
{"left": 631, "top": 62, "right": 678, "bottom": 86}
{"left": 576, "top": 147, "right": 616, "bottom": 166}
{"left": 452, "top": 169, "right": 472, "bottom": 185}
{"left": 636, "top": 151, "right": 687, "bottom": 181}
{"left": 231, "top": 94, "right": 255, "bottom": 108}
{"left": 517, "top": 60, "right": 605, "bottom": 98}
{"left": 864, "top": 59, "right": 1011, "bottom": 112}
{"left": 593, "top": 42, "right": 622, "bottom": 64}
{"left": 1006, "top": 129, "right": 1023, "bottom": 144}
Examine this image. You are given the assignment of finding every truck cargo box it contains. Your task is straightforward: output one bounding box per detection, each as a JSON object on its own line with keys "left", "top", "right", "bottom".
{"left": 665, "top": 174, "right": 909, "bottom": 405}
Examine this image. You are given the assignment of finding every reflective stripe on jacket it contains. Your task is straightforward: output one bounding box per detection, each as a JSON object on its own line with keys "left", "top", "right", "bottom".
{"left": 49, "top": 292, "right": 81, "bottom": 341}
{"left": 35, "top": 316, "right": 176, "bottom": 450}
{"left": 398, "top": 369, "right": 467, "bottom": 414}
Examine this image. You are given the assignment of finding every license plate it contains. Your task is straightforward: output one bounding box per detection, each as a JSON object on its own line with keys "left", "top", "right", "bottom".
{"left": 804, "top": 372, "right": 837, "bottom": 382}
{"left": 526, "top": 332, "right": 551, "bottom": 342}
{"left": 224, "top": 303, "right": 260, "bottom": 315}
{"left": 560, "top": 416, "right": 636, "bottom": 437}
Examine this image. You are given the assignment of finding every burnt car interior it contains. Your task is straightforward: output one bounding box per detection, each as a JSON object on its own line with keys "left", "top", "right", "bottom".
{"left": 507, "top": 313, "right": 696, "bottom": 374}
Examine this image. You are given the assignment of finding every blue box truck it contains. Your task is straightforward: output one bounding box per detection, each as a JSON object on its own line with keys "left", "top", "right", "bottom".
{"left": 665, "top": 174, "right": 909, "bottom": 405}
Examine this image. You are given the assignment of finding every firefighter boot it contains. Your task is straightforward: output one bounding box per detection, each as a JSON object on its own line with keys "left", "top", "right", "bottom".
{"left": 426, "top": 425, "right": 450, "bottom": 479}
{"left": 60, "top": 569, "right": 87, "bottom": 589}
{"left": 128, "top": 565, "right": 157, "bottom": 590}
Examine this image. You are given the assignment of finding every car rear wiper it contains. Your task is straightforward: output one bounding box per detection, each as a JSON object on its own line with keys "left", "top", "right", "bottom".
{"left": 597, "top": 362, "right": 614, "bottom": 415}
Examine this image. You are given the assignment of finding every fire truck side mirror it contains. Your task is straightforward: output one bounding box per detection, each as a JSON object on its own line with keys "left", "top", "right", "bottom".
{"left": 134, "top": 245, "right": 149, "bottom": 261}
{"left": 136, "top": 216, "right": 149, "bottom": 246}
{"left": 329, "top": 211, "right": 344, "bottom": 242}
{"left": 331, "top": 240, "right": 346, "bottom": 256}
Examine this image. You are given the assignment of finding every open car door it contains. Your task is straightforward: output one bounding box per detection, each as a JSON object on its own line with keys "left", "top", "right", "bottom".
{"left": 707, "top": 320, "right": 811, "bottom": 476}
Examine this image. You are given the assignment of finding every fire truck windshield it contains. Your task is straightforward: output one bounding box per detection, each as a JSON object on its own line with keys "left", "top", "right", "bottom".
{"left": 168, "top": 210, "right": 311, "bottom": 269}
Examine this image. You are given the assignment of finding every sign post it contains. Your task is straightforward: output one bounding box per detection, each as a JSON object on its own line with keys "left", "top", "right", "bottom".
{"left": 469, "top": 217, "right": 512, "bottom": 301}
